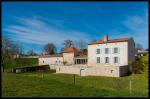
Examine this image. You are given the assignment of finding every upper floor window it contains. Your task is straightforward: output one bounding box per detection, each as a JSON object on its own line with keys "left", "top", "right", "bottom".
{"left": 96, "top": 49, "right": 100, "bottom": 54}
{"left": 114, "top": 57, "right": 119, "bottom": 63}
{"left": 97, "top": 57, "right": 100, "bottom": 63}
{"left": 105, "top": 57, "right": 109, "bottom": 63}
{"left": 114, "top": 47, "right": 119, "bottom": 53}
{"left": 105, "top": 48, "right": 109, "bottom": 54}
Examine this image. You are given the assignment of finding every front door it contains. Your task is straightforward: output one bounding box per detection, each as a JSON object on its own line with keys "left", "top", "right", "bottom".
{"left": 80, "top": 69, "right": 85, "bottom": 76}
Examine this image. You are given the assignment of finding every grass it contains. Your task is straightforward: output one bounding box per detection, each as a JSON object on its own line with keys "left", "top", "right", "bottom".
{"left": 2, "top": 71, "right": 148, "bottom": 97}
{"left": 2, "top": 56, "right": 148, "bottom": 97}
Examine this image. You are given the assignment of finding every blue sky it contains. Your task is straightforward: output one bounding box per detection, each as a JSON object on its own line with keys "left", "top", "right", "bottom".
{"left": 2, "top": 2, "right": 148, "bottom": 54}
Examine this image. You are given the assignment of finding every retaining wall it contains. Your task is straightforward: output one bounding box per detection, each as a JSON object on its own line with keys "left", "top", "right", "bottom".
{"left": 56, "top": 65, "right": 129, "bottom": 77}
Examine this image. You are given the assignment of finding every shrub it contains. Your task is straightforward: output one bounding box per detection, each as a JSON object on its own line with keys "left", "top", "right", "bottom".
{"left": 63, "top": 61, "right": 67, "bottom": 65}
{"left": 3, "top": 58, "right": 38, "bottom": 70}
{"left": 131, "top": 59, "right": 143, "bottom": 74}
{"left": 140, "top": 56, "right": 148, "bottom": 88}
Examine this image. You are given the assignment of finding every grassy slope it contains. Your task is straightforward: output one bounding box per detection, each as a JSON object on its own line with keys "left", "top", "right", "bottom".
{"left": 2, "top": 56, "right": 148, "bottom": 97}
{"left": 2, "top": 71, "right": 148, "bottom": 97}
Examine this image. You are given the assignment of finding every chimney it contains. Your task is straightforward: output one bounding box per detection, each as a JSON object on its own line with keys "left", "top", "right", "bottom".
{"left": 103, "top": 35, "right": 108, "bottom": 42}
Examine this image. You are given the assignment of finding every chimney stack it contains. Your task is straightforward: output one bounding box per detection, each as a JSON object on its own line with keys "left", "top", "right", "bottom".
{"left": 103, "top": 35, "right": 108, "bottom": 42}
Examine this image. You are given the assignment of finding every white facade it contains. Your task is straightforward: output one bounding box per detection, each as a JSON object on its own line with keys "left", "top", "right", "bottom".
{"left": 39, "top": 36, "right": 135, "bottom": 77}
{"left": 88, "top": 39, "right": 135, "bottom": 67}
{"left": 39, "top": 57, "right": 63, "bottom": 65}
{"left": 63, "top": 53, "right": 74, "bottom": 64}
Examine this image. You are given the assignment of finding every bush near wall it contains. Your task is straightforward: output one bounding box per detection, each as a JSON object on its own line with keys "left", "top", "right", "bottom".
{"left": 3, "top": 58, "right": 38, "bottom": 70}
{"left": 131, "top": 56, "right": 148, "bottom": 74}
{"left": 131, "top": 60, "right": 143, "bottom": 74}
{"left": 140, "top": 56, "right": 148, "bottom": 89}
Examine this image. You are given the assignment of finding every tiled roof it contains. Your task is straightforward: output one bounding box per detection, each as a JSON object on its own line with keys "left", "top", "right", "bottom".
{"left": 88, "top": 38, "right": 131, "bottom": 45}
{"left": 63, "top": 47, "right": 79, "bottom": 53}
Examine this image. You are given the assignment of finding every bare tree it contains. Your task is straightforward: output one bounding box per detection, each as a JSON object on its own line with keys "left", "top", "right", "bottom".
{"left": 43, "top": 43, "right": 56, "bottom": 55}
{"left": 27, "top": 49, "right": 35, "bottom": 56}
{"left": 62, "top": 39, "right": 73, "bottom": 49}
{"left": 60, "top": 47, "right": 65, "bottom": 53}
{"left": 2, "top": 37, "right": 13, "bottom": 55}
{"left": 135, "top": 43, "right": 143, "bottom": 51}
{"left": 2, "top": 36, "right": 24, "bottom": 72}
{"left": 73, "top": 39, "right": 87, "bottom": 51}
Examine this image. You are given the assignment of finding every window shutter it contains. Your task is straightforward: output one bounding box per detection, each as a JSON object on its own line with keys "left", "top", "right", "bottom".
{"left": 100, "top": 49, "right": 101, "bottom": 54}
{"left": 104, "top": 48, "right": 105, "bottom": 54}
{"left": 118, "top": 47, "right": 120, "bottom": 54}
{"left": 113, "top": 57, "right": 114, "bottom": 64}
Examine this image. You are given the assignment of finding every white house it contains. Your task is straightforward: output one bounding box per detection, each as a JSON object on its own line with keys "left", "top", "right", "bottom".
{"left": 39, "top": 35, "right": 135, "bottom": 77}
{"left": 88, "top": 35, "right": 135, "bottom": 66}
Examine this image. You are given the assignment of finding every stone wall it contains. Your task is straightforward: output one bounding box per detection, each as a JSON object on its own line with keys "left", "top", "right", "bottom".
{"left": 56, "top": 66, "right": 81, "bottom": 75}
{"left": 56, "top": 65, "right": 129, "bottom": 77}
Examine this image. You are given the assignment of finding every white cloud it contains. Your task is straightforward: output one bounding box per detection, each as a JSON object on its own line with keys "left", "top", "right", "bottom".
{"left": 109, "top": 9, "right": 148, "bottom": 49}
{"left": 4, "top": 16, "right": 91, "bottom": 50}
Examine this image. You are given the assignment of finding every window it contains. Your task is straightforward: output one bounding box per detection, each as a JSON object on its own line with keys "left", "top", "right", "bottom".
{"left": 96, "top": 49, "right": 100, "bottom": 54}
{"left": 105, "top": 57, "right": 109, "bottom": 63}
{"left": 97, "top": 57, "right": 100, "bottom": 63}
{"left": 111, "top": 70, "right": 114, "bottom": 73}
{"left": 114, "top": 47, "right": 118, "bottom": 53}
{"left": 105, "top": 48, "right": 109, "bottom": 54}
{"left": 114, "top": 57, "right": 119, "bottom": 63}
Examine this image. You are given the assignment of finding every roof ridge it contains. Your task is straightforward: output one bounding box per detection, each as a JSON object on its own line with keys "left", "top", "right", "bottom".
{"left": 89, "top": 37, "right": 132, "bottom": 45}
{"left": 63, "top": 47, "right": 79, "bottom": 53}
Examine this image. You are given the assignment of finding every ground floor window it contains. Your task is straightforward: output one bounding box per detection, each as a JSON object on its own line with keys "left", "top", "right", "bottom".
{"left": 75, "top": 59, "right": 87, "bottom": 64}
{"left": 105, "top": 57, "right": 109, "bottom": 63}
{"left": 97, "top": 57, "right": 100, "bottom": 63}
{"left": 114, "top": 57, "right": 119, "bottom": 63}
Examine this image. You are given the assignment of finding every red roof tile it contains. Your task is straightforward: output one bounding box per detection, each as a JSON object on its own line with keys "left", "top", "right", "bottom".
{"left": 63, "top": 47, "right": 79, "bottom": 53}
{"left": 88, "top": 38, "right": 131, "bottom": 45}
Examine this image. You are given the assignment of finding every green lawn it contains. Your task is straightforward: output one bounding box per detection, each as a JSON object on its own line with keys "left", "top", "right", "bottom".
{"left": 2, "top": 71, "right": 148, "bottom": 97}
